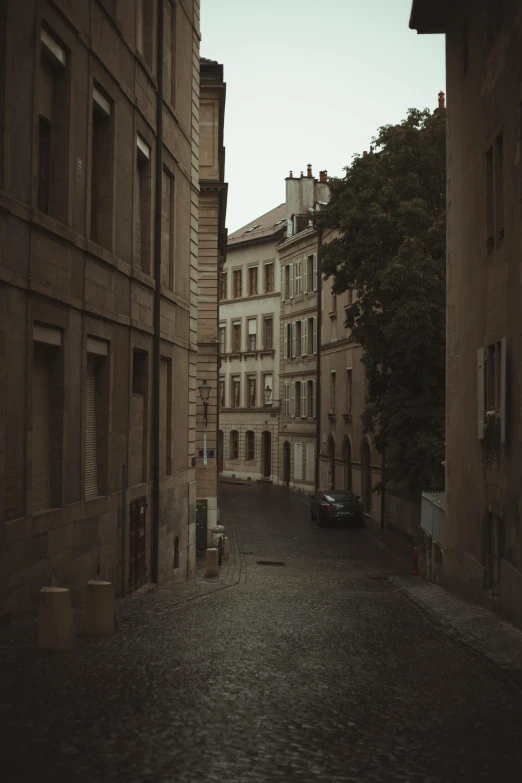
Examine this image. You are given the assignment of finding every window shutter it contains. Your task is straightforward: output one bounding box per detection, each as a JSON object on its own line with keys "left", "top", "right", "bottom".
{"left": 284, "top": 323, "right": 288, "bottom": 359}
{"left": 39, "top": 57, "right": 54, "bottom": 122}
{"left": 477, "top": 346, "right": 485, "bottom": 439}
{"left": 281, "top": 266, "right": 285, "bottom": 301}
{"left": 301, "top": 320, "right": 306, "bottom": 356}
{"left": 32, "top": 347, "right": 52, "bottom": 512}
{"left": 135, "top": 169, "right": 143, "bottom": 269}
{"left": 284, "top": 384, "right": 290, "bottom": 416}
{"left": 85, "top": 354, "right": 99, "bottom": 496}
{"left": 289, "top": 263, "right": 294, "bottom": 298}
{"left": 313, "top": 317, "right": 317, "bottom": 354}
{"left": 292, "top": 321, "right": 296, "bottom": 357}
{"left": 301, "top": 380, "right": 307, "bottom": 417}
{"left": 294, "top": 442, "right": 303, "bottom": 480}
{"left": 303, "top": 256, "right": 308, "bottom": 293}
{"left": 312, "top": 380, "right": 316, "bottom": 419}
{"left": 306, "top": 443, "right": 314, "bottom": 482}
{"left": 313, "top": 253, "right": 318, "bottom": 291}
{"left": 500, "top": 337, "right": 506, "bottom": 443}
{"left": 291, "top": 382, "right": 295, "bottom": 416}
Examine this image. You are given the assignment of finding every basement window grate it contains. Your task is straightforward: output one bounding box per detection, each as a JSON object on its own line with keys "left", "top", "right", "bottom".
{"left": 256, "top": 560, "right": 285, "bottom": 567}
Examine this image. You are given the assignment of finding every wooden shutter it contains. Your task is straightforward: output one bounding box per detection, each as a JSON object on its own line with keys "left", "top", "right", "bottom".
{"left": 294, "top": 442, "right": 303, "bottom": 480}
{"left": 303, "top": 256, "right": 308, "bottom": 293}
{"left": 301, "top": 380, "right": 307, "bottom": 418}
{"left": 284, "top": 323, "right": 288, "bottom": 359}
{"left": 85, "top": 354, "right": 99, "bottom": 496}
{"left": 500, "top": 337, "right": 506, "bottom": 443}
{"left": 313, "top": 253, "right": 318, "bottom": 291}
{"left": 134, "top": 164, "right": 143, "bottom": 269}
{"left": 291, "top": 382, "right": 295, "bottom": 416}
{"left": 289, "top": 263, "right": 294, "bottom": 298}
{"left": 301, "top": 320, "right": 307, "bottom": 356}
{"left": 291, "top": 321, "right": 296, "bottom": 357}
{"left": 312, "top": 380, "right": 316, "bottom": 418}
{"left": 477, "top": 346, "right": 485, "bottom": 439}
{"left": 39, "top": 57, "right": 53, "bottom": 122}
{"left": 281, "top": 266, "right": 285, "bottom": 301}
{"left": 32, "top": 346, "right": 51, "bottom": 512}
{"left": 313, "top": 317, "right": 317, "bottom": 354}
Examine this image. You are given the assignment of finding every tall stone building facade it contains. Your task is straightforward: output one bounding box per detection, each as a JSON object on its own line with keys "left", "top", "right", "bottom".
{"left": 0, "top": 0, "right": 200, "bottom": 620}
{"left": 410, "top": 1, "right": 522, "bottom": 625}
{"left": 197, "top": 59, "right": 227, "bottom": 546}
{"left": 219, "top": 206, "right": 285, "bottom": 483}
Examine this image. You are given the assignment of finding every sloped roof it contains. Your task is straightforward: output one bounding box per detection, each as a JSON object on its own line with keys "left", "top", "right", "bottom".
{"left": 228, "top": 203, "right": 286, "bottom": 247}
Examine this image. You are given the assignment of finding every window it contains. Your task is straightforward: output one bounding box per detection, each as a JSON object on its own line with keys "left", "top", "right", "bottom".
{"left": 38, "top": 29, "right": 68, "bottom": 220}
{"left": 265, "top": 263, "right": 274, "bottom": 293}
{"left": 232, "top": 377, "right": 240, "bottom": 408}
{"left": 247, "top": 376, "right": 257, "bottom": 408}
{"left": 132, "top": 350, "right": 148, "bottom": 395}
{"left": 263, "top": 374, "right": 273, "bottom": 406}
{"left": 219, "top": 325, "right": 226, "bottom": 354}
{"left": 295, "top": 381, "right": 301, "bottom": 417}
{"left": 245, "top": 431, "right": 255, "bottom": 461}
{"left": 296, "top": 321, "right": 302, "bottom": 357}
{"left": 306, "top": 254, "right": 317, "bottom": 292}
{"left": 248, "top": 266, "right": 258, "bottom": 296}
{"left": 233, "top": 269, "right": 242, "bottom": 298}
{"left": 479, "top": 339, "right": 506, "bottom": 449}
{"left": 135, "top": 135, "right": 151, "bottom": 272}
{"left": 300, "top": 380, "right": 307, "bottom": 418}
{"left": 161, "top": 167, "right": 174, "bottom": 289}
{"left": 307, "top": 380, "right": 315, "bottom": 418}
{"left": 174, "top": 536, "right": 180, "bottom": 569}
{"left": 331, "top": 290, "right": 337, "bottom": 312}
{"left": 232, "top": 321, "right": 241, "bottom": 353}
{"left": 91, "top": 85, "right": 113, "bottom": 249}
{"left": 284, "top": 322, "right": 292, "bottom": 359}
{"left": 308, "top": 317, "right": 317, "bottom": 355}
{"left": 330, "top": 371, "right": 336, "bottom": 414}
{"left": 137, "top": 0, "right": 154, "bottom": 68}
{"left": 284, "top": 264, "right": 294, "bottom": 298}
{"left": 346, "top": 369, "right": 352, "bottom": 414}
{"left": 263, "top": 317, "right": 273, "bottom": 350}
{"left": 247, "top": 319, "right": 257, "bottom": 351}
{"left": 32, "top": 325, "right": 63, "bottom": 513}
{"left": 284, "top": 384, "right": 291, "bottom": 417}
{"left": 159, "top": 358, "right": 172, "bottom": 477}
{"left": 85, "top": 338, "right": 109, "bottom": 496}
{"left": 219, "top": 271, "right": 227, "bottom": 301}
{"left": 301, "top": 319, "right": 308, "bottom": 356}
{"left": 230, "top": 430, "right": 239, "bottom": 460}
{"left": 219, "top": 378, "right": 225, "bottom": 407}
{"left": 294, "top": 442, "right": 303, "bottom": 481}
{"left": 295, "top": 259, "right": 302, "bottom": 295}
{"left": 486, "top": 134, "right": 504, "bottom": 255}
{"left": 306, "top": 443, "right": 315, "bottom": 482}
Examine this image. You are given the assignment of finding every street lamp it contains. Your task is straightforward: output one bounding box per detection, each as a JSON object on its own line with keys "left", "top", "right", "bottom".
{"left": 198, "top": 379, "right": 211, "bottom": 465}
{"left": 264, "top": 385, "right": 272, "bottom": 406}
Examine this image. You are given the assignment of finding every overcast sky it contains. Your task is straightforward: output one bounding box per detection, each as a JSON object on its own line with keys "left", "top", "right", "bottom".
{"left": 200, "top": 0, "right": 445, "bottom": 233}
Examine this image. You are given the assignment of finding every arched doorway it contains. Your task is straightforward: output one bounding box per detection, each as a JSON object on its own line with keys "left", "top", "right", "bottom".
{"left": 327, "top": 434, "right": 335, "bottom": 489}
{"left": 361, "top": 438, "right": 372, "bottom": 512}
{"left": 342, "top": 437, "right": 352, "bottom": 490}
{"left": 218, "top": 430, "right": 224, "bottom": 473}
{"left": 283, "top": 441, "right": 291, "bottom": 485}
{"left": 261, "top": 431, "right": 271, "bottom": 478}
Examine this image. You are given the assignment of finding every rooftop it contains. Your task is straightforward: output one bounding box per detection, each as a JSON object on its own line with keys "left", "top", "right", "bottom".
{"left": 228, "top": 203, "right": 286, "bottom": 247}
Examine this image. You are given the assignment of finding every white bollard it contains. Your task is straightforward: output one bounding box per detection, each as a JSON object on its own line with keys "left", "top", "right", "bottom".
{"left": 38, "top": 587, "right": 75, "bottom": 651}
{"left": 85, "top": 580, "right": 116, "bottom": 636}
{"left": 222, "top": 536, "right": 229, "bottom": 561}
{"left": 205, "top": 547, "right": 219, "bottom": 578}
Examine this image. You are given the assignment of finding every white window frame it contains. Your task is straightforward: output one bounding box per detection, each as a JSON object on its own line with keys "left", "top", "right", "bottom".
{"left": 313, "top": 317, "right": 317, "bottom": 354}
{"left": 313, "top": 253, "right": 318, "bottom": 292}
{"left": 301, "top": 380, "right": 307, "bottom": 418}
{"left": 303, "top": 256, "right": 308, "bottom": 294}
{"left": 291, "top": 321, "right": 296, "bottom": 358}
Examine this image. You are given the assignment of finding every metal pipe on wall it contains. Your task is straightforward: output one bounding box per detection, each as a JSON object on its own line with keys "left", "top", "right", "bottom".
{"left": 315, "top": 226, "right": 323, "bottom": 493}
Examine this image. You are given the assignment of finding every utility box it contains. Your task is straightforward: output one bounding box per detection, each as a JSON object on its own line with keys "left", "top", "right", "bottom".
{"left": 196, "top": 499, "right": 208, "bottom": 551}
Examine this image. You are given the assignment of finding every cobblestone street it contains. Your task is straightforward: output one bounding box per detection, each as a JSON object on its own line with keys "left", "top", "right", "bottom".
{"left": 2, "top": 482, "right": 522, "bottom": 782}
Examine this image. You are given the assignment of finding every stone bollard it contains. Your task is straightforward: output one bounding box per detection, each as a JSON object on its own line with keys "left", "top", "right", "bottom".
{"left": 205, "top": 547, "right": 219, "bottom": 578}
{"left": 85, "top": 580, "right": 116, "bottom": 636}
{"left": 38, "top": 587, "right": 75, "bottom": 651}
{"left": 222, "top": 536, "right": 229, "bottom": 561}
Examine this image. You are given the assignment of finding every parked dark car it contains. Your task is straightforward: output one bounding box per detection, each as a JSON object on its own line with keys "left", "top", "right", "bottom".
{"left": 310, "top": 490, "right": 364, "bottom": 528}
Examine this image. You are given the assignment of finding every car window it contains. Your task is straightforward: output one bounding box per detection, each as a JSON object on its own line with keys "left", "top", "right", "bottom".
{"left": 324, "top": 492, "right": 355, "bottom": 503}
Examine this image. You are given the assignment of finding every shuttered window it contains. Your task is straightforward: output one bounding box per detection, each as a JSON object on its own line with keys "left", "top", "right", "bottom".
{"left": 32, "top": 345, "right": 52, "bottom": 512}
{"left": 85, "top": 354, "right": 99, "bottom": 497}
{"left": 306, "top": 443, "right": 315, "bottom": 482}
{"left": 294, "top": 443, "right": 303, "bottom": 481}
{"left": 39, "top": 57, "right": 53, "bottom": 122}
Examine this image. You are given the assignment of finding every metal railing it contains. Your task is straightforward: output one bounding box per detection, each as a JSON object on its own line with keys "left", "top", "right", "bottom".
{"left": 421, "top": 491, "right": 445, "bottom": 546}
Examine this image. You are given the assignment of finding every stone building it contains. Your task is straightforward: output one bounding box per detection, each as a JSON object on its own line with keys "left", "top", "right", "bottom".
{"left": 278, "top": 168, "right": 328, "bottom": 492}
{"left": 0, "top": 0, "right": 200, "bottom": 620}
{"left": 410, "top": 0, "right": 522, "bottom": 625}
{"left": 197, "top": 59, "right": 227, "bottom": 546}
{"left": 219, "top": 205, "right": 285, "bottom": 483}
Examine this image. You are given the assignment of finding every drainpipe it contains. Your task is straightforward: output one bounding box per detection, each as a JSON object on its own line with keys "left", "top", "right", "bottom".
{"left": 380, "top": 446, "right": 386, "bottom": 529}
{"left": 151, "top": 0, "right": 164, "bottom": 585}
{"left": 315, "top": 225, "right": 323, "bottom": 493}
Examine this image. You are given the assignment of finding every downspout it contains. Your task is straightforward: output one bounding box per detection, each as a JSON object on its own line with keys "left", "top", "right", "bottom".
{"left": 151, "top": 0, "right": 164, "bottom": 584}
{"left": 315, "top": 226, "right": 323, "bottom": 493}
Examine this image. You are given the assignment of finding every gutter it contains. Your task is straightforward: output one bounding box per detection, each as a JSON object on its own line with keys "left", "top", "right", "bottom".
{"left": 151, "top": 0, "right": 164, "bottom": 584}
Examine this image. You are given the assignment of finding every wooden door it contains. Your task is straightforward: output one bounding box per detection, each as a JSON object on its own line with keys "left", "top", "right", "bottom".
{"left": 263, "top": 431, "right": 271, "bottom": 477}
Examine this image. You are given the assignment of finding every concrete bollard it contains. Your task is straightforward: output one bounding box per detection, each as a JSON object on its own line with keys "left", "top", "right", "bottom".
{"left": 222, "top": 536, "right": 229, "bottom": 561}
{"left": 38, "top": 587, "right": 75, "bottom": 651}
{"left": 205, "top": 547, "right": 219, "bottom": 578}
{"left": 85, "top": 580, "right": 116, "bottom": 636}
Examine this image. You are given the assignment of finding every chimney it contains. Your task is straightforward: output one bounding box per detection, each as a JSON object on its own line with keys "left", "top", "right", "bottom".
{"left": 307, "top": 163, "right": 312, "bottom": 178}
{"left": 300, "top": 171, "right": 304, "bottom": 177}
{"left": 362, "top": 151, "right": 368, "bottom": 157}
{"left": 289, "top": 171, "right": 293, "bottom": 178}
{"left": 438, "top": 91, "right": 445, "bottom": 109}
{"left": 319, "top": 170, "right": 327, "bottom": 183}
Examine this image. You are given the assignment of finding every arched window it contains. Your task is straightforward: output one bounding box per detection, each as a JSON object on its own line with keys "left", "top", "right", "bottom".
{"left": 245, "top": 430, "right": 255, "bottom": 461}
{"left": 174, "top": 536, "right": 180, "bottom": 569}
{"left": 230, "top": 430, "right": 239, "bottom": 460}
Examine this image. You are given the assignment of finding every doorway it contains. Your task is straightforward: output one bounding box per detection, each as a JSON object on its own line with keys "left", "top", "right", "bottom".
{"left": 283, "top": 441, "right": 291, "bottom": 485}
{"left": 262, "top": 431, "right": 271, "bottom": 478}
{"left": 342, "top": 437, "right": 352, "bottom": 490}
{"left": 361, "top": 439, "right": 372, "bottom": 512}
{"left": 129, "top": 496, "right": 147, "bottom": 589}
{"left": 327, "top": 434, "right": 335, "bottom": 489}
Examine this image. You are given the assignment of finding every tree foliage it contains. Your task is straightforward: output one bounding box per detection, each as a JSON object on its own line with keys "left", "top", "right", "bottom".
{"left": 316, "top": 107, "right": 446, "bottom": 492}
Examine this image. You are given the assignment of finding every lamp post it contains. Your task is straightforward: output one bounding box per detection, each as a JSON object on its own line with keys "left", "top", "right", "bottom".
{"left": 198, "top": 379, "right": 211, "bottom": 466}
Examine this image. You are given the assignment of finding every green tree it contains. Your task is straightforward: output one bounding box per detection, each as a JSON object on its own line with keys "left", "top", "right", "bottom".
{"left": 316, "top": 107, "right": 446, "bottom": 492}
